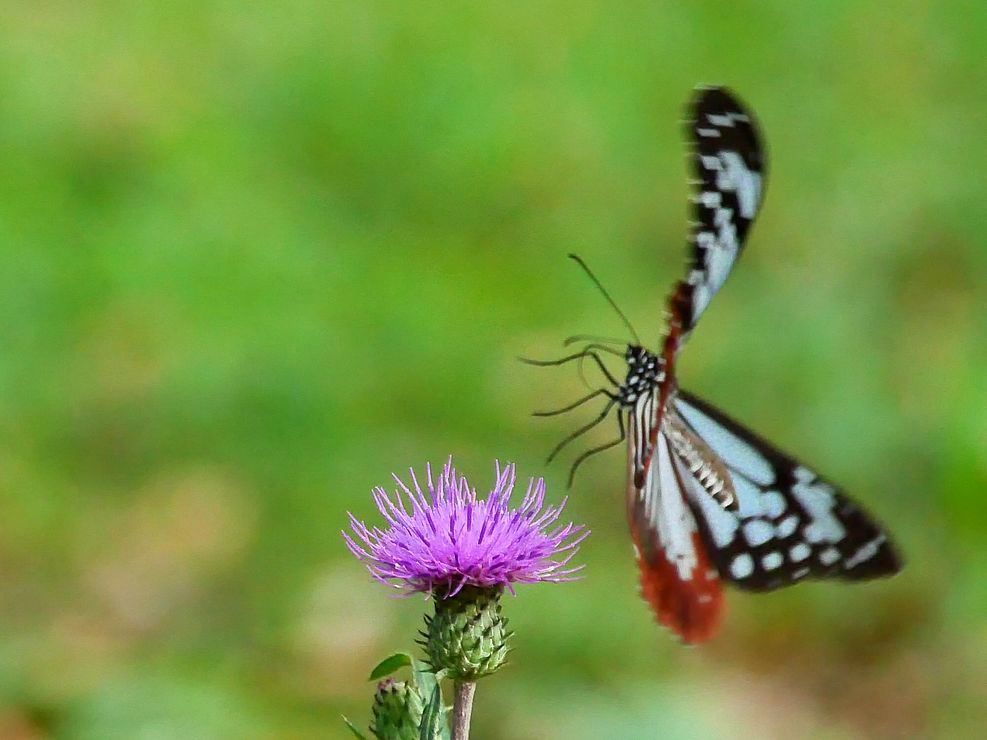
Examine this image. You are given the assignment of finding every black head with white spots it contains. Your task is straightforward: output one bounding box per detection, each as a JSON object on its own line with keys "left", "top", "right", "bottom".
{"left": 619, "top": 345, "right": 664, "bottom": 407}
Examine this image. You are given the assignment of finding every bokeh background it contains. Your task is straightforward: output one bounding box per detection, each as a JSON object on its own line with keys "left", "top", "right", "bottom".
{"left": 2, "top": 3, "right": 986, "bottom": 738}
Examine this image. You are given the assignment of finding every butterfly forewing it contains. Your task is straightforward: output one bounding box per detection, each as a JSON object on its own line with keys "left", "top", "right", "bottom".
{"left": 680, "top": 87, "right": 768, "bottom": 334}
{"left": 670, "top": 390, "right": 902, "bottom": 590}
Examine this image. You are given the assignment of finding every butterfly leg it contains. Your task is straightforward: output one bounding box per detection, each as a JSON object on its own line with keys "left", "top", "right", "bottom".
{"left": 544, "top": 397, "right": 618, "bottom": 465}
{"left": 563, "top": 335, "right": 628, "bottom": 349}
{"left": 533, "top": 388, "right": 616, "bottom": 417}
{"left": 567, "top": 411, "right": 626, "bottom": 486}
{"left": 519, "top": 350, "right": 621, "bottom": 388}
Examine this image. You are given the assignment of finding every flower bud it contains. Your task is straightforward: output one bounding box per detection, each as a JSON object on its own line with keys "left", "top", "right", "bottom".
{"left": 425, "top": 585, "right": 511, "bottom": 680}
{"left": 370, "top": 679, "right": 424, "bottom": 740}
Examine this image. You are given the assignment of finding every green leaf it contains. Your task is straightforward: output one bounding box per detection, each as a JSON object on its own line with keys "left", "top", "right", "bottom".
{"left": 419, "top": 682, "right": 445, "bottom": 740}
{"left": 342, "top": 715, "right": 369, "bottom": 739}
{"left": 411, "top": 659, "right": 450, "bottom": 740}
{"left": 411, "top": 657, "right": 436, "bottom": 695}
{"left": 369, "top": 652, "right": 413, "bottom": 681}
{"left": 438, "top": 704, "right": 452, "bottom": 740}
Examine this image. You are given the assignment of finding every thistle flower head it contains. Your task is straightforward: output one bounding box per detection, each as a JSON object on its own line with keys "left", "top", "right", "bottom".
{"left": 343, "top": 459, "right": 588, "bottom": 597}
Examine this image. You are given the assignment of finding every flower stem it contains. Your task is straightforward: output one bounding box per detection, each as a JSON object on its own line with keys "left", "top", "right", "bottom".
{"left": 452, "top": 680, "right": 476, "bottom": 740}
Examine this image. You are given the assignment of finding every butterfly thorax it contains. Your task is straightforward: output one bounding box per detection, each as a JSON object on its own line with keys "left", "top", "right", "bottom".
{"left": 619, "top": 345, "right": 665, "bottom": 407}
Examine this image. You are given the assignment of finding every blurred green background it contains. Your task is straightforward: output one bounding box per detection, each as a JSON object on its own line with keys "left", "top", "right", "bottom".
{"left": 2, "top": 2, "right": 986, "bottom": 738}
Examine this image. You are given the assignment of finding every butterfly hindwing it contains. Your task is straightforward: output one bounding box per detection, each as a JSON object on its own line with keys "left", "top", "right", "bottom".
{"left": 680, "top": 87, "right": 768, "bottom": 333}
{"left": 670, "top": 390, "right": 902, "bottom": 591}
{"left": 626, "top": 405, "right": 723, "bottom": 643}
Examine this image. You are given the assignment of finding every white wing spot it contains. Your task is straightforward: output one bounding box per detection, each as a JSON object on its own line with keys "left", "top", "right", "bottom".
{"left": 690, "top": 283, "right": 712, "bottom": 320}
{"left": 761, "top": 551, "right": 783, "bottom": 570}
{"left": 789, "top": 543, "right": 811, "bottom": 562}
{"left": 804, "top": 523, "right": 825, "bottom": 544}
{"left": 719, "top": 152, "right": 762, "bottom": 219}
{"left": 695, "top": 230, "right": 717, "bottom": 250}
{"left": 819, "top": 546, "right": 841, "bottom": 566}
{"left": 794, "top": 466, "right": 814, "bottom": 483}
{"left": 730, "top": 553, "right": 754, "bottom": 579}
{"left": 845, "top": 535, "right": 886, "bottom": 569}
{"left": 734, "top": 476, "right": 767, "bottom": 518}
{"left": 776, "top": 514, "right": 799, "bottom": 538}
{"left": 742, "top": 519, "right": 774, "bottom": 547}
{"left": 760, "top": 490, "right": 786, "bottom": 518}
{"left": 696, "top": 127, "right": 721, "bottom": 138}
{"left": 792, "top": 478, "right": 847, "bottom": 544}
{"left": 793, "top": 566, "right": 810, "bottom": 579}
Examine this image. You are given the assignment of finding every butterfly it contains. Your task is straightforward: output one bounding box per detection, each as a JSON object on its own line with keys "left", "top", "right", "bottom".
{"left": 525, "top": 86, "right": 903, "bottom": 643}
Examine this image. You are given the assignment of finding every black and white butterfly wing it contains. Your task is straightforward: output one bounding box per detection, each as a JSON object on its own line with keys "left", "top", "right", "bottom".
{"left": 678, "top": 87, "right": 767, "bottom": 335}
{"left": 669, "top": 390, "right": 902, "bottom": 590}
{"left": 625, "top": 392, "right": 725, "bottom": 643}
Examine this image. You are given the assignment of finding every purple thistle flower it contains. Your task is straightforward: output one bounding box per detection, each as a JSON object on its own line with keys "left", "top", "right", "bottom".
{"left": 343, "top": 459, "right": 588, "bottom": 597}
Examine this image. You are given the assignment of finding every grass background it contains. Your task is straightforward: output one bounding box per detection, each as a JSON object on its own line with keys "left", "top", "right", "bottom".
{"left": 1, "top": 2, "right": 986, "bottom": 738}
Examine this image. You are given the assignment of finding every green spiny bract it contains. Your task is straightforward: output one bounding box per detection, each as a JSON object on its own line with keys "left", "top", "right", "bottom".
{"left": 370, "top": 679, "right": 425, "bottom": 740}
{"left": 425, "top": 586, "right": 512, "bottom": 680}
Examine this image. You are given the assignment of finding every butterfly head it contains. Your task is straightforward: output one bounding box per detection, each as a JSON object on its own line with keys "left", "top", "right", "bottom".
{"left": 620, "top": 345, "right": 664, "bottom": 407}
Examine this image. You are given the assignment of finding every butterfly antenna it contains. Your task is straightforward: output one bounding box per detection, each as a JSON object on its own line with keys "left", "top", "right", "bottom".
{"left": 568, "top": 254, "right": 641, "bottom": 345}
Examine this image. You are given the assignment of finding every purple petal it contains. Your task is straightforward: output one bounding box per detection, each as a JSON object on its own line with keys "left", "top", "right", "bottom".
{"left": 343, "top": 460, "right": 589, "bottom": 594}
